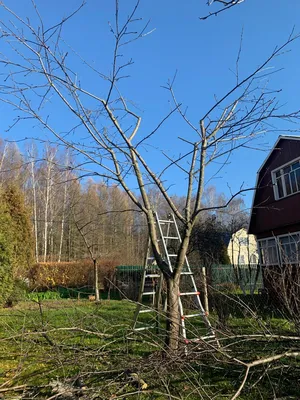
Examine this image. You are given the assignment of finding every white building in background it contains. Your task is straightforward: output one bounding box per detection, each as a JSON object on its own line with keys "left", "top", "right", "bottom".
{"left": 227, "top": 228, "right": 258, "bottom": 265}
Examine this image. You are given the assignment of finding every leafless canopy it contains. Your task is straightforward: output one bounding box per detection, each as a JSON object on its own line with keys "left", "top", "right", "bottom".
{"left": 0, "top": 1, "right": 298, "bottom": 227}
{"left": 0, "top": 0, "right": 300, "bottom": 350}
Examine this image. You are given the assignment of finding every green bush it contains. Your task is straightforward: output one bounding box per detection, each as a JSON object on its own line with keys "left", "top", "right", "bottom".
{"left": 0, "top": 263, "right": 14, "bottom": 306}
{"left": 5, "top": 278, "right": 28, "bottom": 307}
{"left": 211, "top": 283, "right": 241, "bottom": 328}
{"left": 27, "top": 291, "right": 62, "bottom": 302}
{"left": 0, "top": 207, "right": 15, "bottom": 306}
{"left": 56, "top": 286, "right": 94, "bottom": 299}
{"left": 0, "top": 185, "right": 34, "bottom": 307}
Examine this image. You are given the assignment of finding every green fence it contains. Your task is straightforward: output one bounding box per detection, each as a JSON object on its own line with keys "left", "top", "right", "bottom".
{"left": 209, "top": 264, "right": 263, "bottom": 294}
{"left": 116, "top": 265, "right": 145, "bottom": 300}
{"left": 116, "top": 264, "right": 264, "bottom": 297}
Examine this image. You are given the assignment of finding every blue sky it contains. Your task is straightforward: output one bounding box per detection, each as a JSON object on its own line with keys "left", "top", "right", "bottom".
{"left": 1, "top": 0, "right": 300, "bottom": 208}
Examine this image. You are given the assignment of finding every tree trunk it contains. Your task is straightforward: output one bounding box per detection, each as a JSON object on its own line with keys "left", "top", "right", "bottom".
{"left": 165, "top": 277, "right": 180, "bottom": 352}
{"left": 43, "top": 177, "right": 49, "bottom": 262}
{"left": 30, "top": 158, "right": 39, "bottom": 263}
{"left": 94, "top": 259, "right": 100, "bottom": 302}
{"left": 58, "top": 172, "right": 68, "bottom": 262}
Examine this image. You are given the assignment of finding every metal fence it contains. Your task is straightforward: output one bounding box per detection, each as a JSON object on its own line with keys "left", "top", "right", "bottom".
{"left": 208, "top": 264, "right": 263, "bottom": 294}
{"left": 116, "top": 264, "right": 264, "bottom": 299}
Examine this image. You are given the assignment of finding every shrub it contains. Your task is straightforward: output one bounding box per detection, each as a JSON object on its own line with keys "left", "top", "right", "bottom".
{"left": 210, "top": 283, "right": 239, "bottom": 329}
{"left": 0, "top": 261, "right": 14, "bottom": 306}
{"left": 5, "top": 278, "right": 28, "bottom": 307}
{"left": 2, "top": 185, "right": 34, "bottom": 276}
{"left": 27, "top": 291, "right": 61, "bottom": 301}
{"left": 0, "top": 185, "right": 34, "bottom": 306}
{"left": 0, "top": 204, "right": 15, "bottom": 306}
{"left": 27, "top": 259, "right": 117, "bottom": 290}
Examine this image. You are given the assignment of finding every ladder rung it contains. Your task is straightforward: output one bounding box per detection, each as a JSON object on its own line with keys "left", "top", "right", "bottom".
{"left": 133, "top": 213, "right": 213, "bottom": 341}
{"left": 179, "top": 291, "right": 200, "bottom": 296}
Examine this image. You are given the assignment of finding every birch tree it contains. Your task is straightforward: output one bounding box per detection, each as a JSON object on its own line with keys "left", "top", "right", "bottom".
{"left": 27, "top": 144, "right": 39, "bottom": 263}
{"left": 57, "top": 150, "right": 72, "bottom": 262}
{"left": 0, "top": 0, "right": 299, "bottom": 351}
{"left": 41, "top": 146, "right": 57, "bottom": 262}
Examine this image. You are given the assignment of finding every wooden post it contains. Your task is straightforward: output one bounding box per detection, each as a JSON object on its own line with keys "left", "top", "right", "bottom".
{"left": 202, "top": 266, "right": 209, "bottom": 315}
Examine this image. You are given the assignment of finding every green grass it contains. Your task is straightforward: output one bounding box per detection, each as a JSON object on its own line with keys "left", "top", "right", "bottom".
{"left": 0, "top": 298, "right": 300, "bottom": 399}
{"left": 26, "top": 287, "right": 122, "bottom": 300}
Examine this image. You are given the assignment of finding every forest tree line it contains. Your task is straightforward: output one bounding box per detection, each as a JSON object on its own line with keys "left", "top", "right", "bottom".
{"left": 1, "top": 140, "right": 249, "bottom": 268}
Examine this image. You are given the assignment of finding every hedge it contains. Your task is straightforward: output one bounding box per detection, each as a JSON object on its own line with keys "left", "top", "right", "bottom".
{"left": 28, "top": 259, "right": 117, "bottom": 290}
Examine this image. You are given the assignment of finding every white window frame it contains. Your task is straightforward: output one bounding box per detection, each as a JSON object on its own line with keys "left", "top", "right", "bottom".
{"left": 272, "top": 156, "right": 300, "bottom": 200}
{"left": 277, "top": 231, "right": 300, "bottom": 265}
{"left": 258, "top": 237, "right": 280, "bottom": 266}
{"left": 258, "top": 231, "right": 300, "bottom": 266}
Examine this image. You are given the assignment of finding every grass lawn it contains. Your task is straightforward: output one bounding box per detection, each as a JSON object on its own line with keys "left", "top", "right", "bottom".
{"left": 0, "top": 298, "right": 300, "bottom": 399}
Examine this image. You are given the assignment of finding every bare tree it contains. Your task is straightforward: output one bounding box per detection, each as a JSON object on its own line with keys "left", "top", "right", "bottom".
{"left": 57, "top": 150, "right": 72, "bottom": 263}
{"left": 40, "top": 146, "right": 57, "bottom": 262}
{"left": 71, "top": 194, "right": 101, "bottom": 301}
{"left": 0, "top": 1, "right": 299, "bottom": 351}
{"left": 0, "top": 141, "right": 8, "bottom": 180}
{"left": 27, "top": 144, "right": 39, "bottom": 263}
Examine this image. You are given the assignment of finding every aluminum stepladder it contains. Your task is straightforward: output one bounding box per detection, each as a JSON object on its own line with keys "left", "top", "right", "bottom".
{"left": 132, "top": 238, "right": 163, "bottom": 332}
{"left": 133, "top": 213, "right": 217, "bottom": 344}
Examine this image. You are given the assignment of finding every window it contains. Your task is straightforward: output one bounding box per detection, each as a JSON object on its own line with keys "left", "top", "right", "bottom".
{"left": 238, "top": 237, "right": 248, "bottom": 246}
{"left": 238, "top": 255, "right": 245, "bottom": 264}
{"left": 259, "top": 238, "right": 279, "bottom": 266}
{"left": 279, "top": 234, "right": 300, "bottom": 264}
{"left": 273, "top": 159, "right": 300, "bottom": 199}
{"left": 258, "top": 233, "right": 300, "bottom": 266}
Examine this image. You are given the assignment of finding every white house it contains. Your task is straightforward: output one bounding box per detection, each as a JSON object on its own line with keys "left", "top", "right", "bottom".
{"left": 228, "top": 228, "right": 258, "bottom": 265}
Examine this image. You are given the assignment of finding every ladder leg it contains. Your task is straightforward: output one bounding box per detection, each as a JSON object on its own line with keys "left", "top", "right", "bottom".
{"left": 132, "top": 239, "right": 150, "bottom": 330}
{"left": 132, "top": 303, "right": 142, "bottom": 330}
{"left": 132, "top": 237, "right": 163, "bottom": 332}
{"left": 168, "top": 213, "right": 218, "bottom": 345}
{"left": 133, "top": 212, "right": 218, "bottom": 347}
